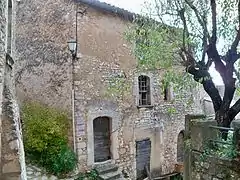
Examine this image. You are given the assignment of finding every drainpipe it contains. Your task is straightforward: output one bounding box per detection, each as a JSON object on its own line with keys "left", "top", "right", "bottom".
{"left": 72, "top": 88, "right": 76, "bottom": 153}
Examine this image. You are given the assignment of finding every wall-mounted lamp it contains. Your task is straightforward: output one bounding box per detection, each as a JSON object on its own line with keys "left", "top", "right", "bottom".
{"left": 67, "top": 9, "right": 87, "bottom": 60}
{"left": 67, "top": 39, "right": 77, "bottom": 59}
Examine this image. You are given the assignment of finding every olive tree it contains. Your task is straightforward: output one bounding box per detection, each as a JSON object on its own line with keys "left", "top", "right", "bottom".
{"left": 126, "top": 0, "right": 240, "bottom": 138}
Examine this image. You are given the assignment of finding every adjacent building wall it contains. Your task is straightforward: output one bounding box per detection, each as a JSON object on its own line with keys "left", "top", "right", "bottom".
{"left": 184, "top": 115, "right": 240, "bottom": 180}
{"left": 15, "top": 0, "right": 75, "bottom": 112}
{"left": 0, "top": 0, "right": 26, "bottom": 179}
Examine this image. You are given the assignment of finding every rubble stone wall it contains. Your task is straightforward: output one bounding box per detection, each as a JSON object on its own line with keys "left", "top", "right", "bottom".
{"left": 184, "top": 115, "right": 240, "bottom": 180}
{"left": 0, "top": 0, "right": 26, "bottom": 179}
{"left": 15, "top": 1, "right": 204, "bottom": 179}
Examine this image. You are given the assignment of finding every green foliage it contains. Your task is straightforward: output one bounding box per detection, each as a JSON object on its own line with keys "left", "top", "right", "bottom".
{"left": 125, "top": 17, "right": 182, "bottom": 71}
{"left": 125, "top": 0, "right": 240, "bottom": 102}
{"left": 170, "top": 173, "right": 183, "bottom": 180}
{"left": 75, "top": 169, "right": 103, "bottom": 180}
{"left": 125, "top": 15, "right": 198, "bottom": 104}
{"left": 47, "top": 145, "right": 77, "bottom": 176}
{"left": 200, "top": 131, "right": 237, "bottom": 160}
{"left": 22, "top": 102, "right": 69, "bottom": 152}
{"left": 184, "top": 139, "right": 192, "bottom": 151}
{"left": 22, "top": 102, "right": 77, "bottom": 176}
{"left": 167, "top": 107, "right": 177, "bottom": 114}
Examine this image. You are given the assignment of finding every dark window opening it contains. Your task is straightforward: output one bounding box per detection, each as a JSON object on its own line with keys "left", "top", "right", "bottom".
{"left": 164, "top": 84, "right": 174, "bottom": 101}
{"left": 177, "top": 131, "right": 185, "bottom": 163}
{"left": 138, "top": 75, "right": 151, "bottom": 106}
{"left": 164, "top": 87, "right": 168, "bottom": 101}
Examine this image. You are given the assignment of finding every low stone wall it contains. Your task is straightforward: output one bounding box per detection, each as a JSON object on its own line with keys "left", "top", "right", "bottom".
{"left": 26, "top": 165, "right": 76, "bottom": 180}
{"left": 184, "top": 115, "right": 240, "bottom": 180}
{"left": 192, "top": 153, "right": 240, "bottom": 179}
{"left": 1, "top": 59, "right": 27, "bottom": 180}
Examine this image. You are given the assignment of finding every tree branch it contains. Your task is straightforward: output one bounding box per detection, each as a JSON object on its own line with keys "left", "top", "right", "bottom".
{"left": 206, "top": 45, "right": 227, "bottom": 83}
{"left": 206, "top": 58, "right": 213, "bottom": 70}
{"left": 187, "top": 66, "right": 222, "bottom": 111}
{"left": 185, "top": 0, "right": 210, "bottom": 41}
{"left": 230, "top": 0, "right": 240, "bottom": 51}
{"left": 210, "top": 0, "right": 217, "bottom": 44}
{"left": 178, "top": 8, "right": 189, "bottom": 50}
{"left": 229, "top": 98, "right": 240, "bottom": 121}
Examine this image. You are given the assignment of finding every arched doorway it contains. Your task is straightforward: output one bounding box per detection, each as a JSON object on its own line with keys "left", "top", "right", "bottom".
{"left": 93, "top": 116, "right": 111, "bottom": 162}
{"left": 177, "top": 131, "right": 184, "bottom": 163}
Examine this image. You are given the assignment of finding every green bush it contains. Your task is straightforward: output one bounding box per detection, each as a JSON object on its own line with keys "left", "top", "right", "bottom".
{"left": 47, "top": 145, "right": 77, "bottom": 176}
{"left": 75, "top": 169, "right": 103, "bottom": 180}
{"left": 22, "top": 102, "right": 77, "bottom": 176}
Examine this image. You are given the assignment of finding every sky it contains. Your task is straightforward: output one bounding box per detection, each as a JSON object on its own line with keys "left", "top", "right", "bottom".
{"left": 100, "top": 0, "right": 146, "bottom": 14}
{"left": 100, "top": 0, "right": 223, "bottom": 85}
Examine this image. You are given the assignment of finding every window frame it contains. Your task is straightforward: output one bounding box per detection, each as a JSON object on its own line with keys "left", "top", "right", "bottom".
{"left": 137, "top": 75, "right": 153, "bottom": 108}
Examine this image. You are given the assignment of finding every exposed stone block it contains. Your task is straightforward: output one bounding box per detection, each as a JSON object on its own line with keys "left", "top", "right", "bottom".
{"left": 2, "top": 159, "right": 21, "bottom": 174}
{"left": 9, "top": 139, "right": 19, "bottom": 151}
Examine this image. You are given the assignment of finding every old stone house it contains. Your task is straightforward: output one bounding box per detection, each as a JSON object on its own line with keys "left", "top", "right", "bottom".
{"left": 14, "top": 0, "right": 203, "bottom": 179}
{"left": 0, "top": 0, "right": 26, "bottom": 179}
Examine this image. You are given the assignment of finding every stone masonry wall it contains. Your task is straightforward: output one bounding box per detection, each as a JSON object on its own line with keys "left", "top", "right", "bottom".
{"left": 0, "top": 0, "right": 7, "bottom": 116}
{"left": 184, "top": 115, "right": 240, "bottom": 180}
{"left": 72, "top": 5, "right": 203, "bottom": 179}
{"left": 0, "top": 0, "right": 7, "bottom": 177}
{"left": 1, "top": 61, "right": 27, "bottom": 180}
{"left": 0, "top": 0, "right": 26, "bottom": 179}
{"left": 15, "top": 1, "right": 203, "bottom": 179}
{"left": 15, "top": 0, "right": 75, "bottom": 113}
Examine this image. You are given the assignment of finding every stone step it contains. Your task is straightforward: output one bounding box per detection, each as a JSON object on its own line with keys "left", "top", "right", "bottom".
{"left": 99, "top": 170, "right": 121, "bottom": 180}
{"left": 95, "top": 163, "right": 119, "bottom": 175}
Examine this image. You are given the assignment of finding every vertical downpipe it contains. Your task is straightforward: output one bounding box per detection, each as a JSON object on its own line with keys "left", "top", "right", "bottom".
{"left": 72, "top": 3, "right": 78, "bottom": 155}
{"left": 72, "top": 89, "right": 76, "bottom": 153}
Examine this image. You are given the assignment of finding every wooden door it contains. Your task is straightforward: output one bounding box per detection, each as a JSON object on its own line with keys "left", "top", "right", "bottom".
{"left": 136, "top": 139, "right": 151, "bottom": 180}
{"left": 93, "top": 117, "right": 111, "bottom": 162}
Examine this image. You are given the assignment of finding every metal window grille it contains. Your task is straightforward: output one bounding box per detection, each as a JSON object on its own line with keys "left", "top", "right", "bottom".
{"left": 138, "top": 75, "right": 151, "bottom": 106}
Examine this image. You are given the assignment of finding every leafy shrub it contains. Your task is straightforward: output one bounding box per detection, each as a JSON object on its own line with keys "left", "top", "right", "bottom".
{"left": 22, "top": 102, "right": 77, "bottom": 176}
{"left": 47, "top": 145, "right": 77, "bottom": 176}
{"left": 200, "top": 131, "right": 237, "bottom": 161}
{"left": 75, "top": 169, "right": 103, "bottom": 180}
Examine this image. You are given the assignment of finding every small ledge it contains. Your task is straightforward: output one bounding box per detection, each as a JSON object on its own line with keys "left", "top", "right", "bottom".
{"left": 137, "top": 105, "right": 154, "bottom": 109}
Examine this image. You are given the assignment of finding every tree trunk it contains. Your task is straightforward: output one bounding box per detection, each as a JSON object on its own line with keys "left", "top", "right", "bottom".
{"left": 215, "top": 110, "right": 232, "bottom": 140}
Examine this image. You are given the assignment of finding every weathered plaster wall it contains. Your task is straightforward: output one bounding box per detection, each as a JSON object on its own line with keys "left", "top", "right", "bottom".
{"left": 15, "top": 0, "right": 75, "bottom": 112}
{"left": 15, "top": 0, "right": 203, "bottom": 179}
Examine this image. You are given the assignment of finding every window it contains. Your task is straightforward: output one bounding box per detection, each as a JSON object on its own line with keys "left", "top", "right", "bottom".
{"left": 7, "top": 0, "right": 12, "bottom": 54}
{"left": 164, "top": 87, "right": 169, "bottom": 101}
{"left": 177, "top": 131, "right": 185, "bottom": 163}
{"left": 164, "top": 83, "right": 174, "bottom": 101}
{"left": 138, "top": 75, "right": 151, "bottom": 106}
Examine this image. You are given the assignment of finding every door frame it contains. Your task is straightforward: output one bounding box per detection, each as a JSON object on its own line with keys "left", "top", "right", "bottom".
{"left": 133, "top": 127, "right": 162, "bottom": 180}
{"left": 86, "top": 109, "right": 120, "bottom": 166}
{"left": 135, "top": 138, "right": 151, "bottom": 180}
